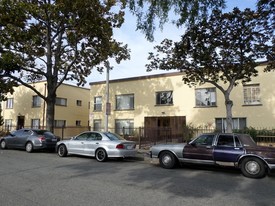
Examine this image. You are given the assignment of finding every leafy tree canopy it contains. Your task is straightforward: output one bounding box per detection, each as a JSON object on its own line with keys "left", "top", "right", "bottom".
{"left": 127, "top": 0, "right": 226, "bottom": 41}
{"left": 146, "top": 7, "right": 274, "bottom": 132}
{"left": 0, "top": 0, "right": 130, "bottom": 131}
{"left": 257, "top": 0, "right": 275, "bottom": 70}
{"left": 0, "top": 0, "right": 130, "bottom": 89}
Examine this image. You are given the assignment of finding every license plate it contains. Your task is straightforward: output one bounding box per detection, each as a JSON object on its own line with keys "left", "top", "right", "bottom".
{"left": 52, "top": 139, "right": 57, "bottom": 142}
{"left": 127, "top": 145, "right": 133, "bottom": 150}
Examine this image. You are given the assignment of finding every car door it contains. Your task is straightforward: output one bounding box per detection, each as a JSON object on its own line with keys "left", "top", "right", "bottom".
{"left": 84, "top": 132, "right": 103, "bottom": 156}
{"left": 67, "top": 133, "right": 88, "bottom": 154}
{"left": 183, "top": 134, "right": 215, "bottom": 163}
{"left": 16, "top": 129, "right": 31, "bottom": 148}
{"left": 213, "top": 134, "right": 244, "bottom": 163}
{"left": 5, "top": 130, "right": 22, "bottom": 148}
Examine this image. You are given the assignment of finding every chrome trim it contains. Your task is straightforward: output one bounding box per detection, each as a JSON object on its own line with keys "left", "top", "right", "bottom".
{"left": 267, "top": 164, "right": 275, "bottom": 170}
{"left": 178, "top": 158, "right": 215, "bottom": 165}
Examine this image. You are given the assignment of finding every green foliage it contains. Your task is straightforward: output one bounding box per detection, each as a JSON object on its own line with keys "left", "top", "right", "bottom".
{"left": 234, "top": 126, "right": 275, "bottom": 142}
{"left": 127, "top": 0, "right": 226, "bottom": 41}
{"left": 146, "top": 7, "right": 273, "bottom": 132}
{"left": 147, "top": 8, "right": 273, "bottom": 86}
{"left": 234, "top": 127, "right": 258, "bottom": 140}
{"left": 0, "top": 0, "right": 130, "bottom": 131}
{"left": 182, "top": 123, "right": 199, "bottom": 142}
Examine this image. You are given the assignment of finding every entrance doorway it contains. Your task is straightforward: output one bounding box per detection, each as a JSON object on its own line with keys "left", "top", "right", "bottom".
{"left": 144, "top": 116, "right": 186, "bottom": 142}
{"left": 17, "top": 116, "right": 25, "bottom": 129}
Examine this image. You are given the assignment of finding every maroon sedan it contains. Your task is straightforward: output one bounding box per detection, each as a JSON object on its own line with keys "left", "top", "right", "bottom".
{"left": 150, "top": 133, "right": 275, "bottom": 178}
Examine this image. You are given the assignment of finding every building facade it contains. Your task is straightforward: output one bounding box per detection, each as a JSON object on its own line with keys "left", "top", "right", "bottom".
{"left": 89, "top": 63, "right": 275, "bottom": 138}
{"left": 1, "top": 81, "right": 90, "bottom": 137}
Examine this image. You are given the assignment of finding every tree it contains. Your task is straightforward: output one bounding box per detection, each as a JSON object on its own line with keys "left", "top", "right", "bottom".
{"left": 127, "top": 0, "right": 226, "bottom": 41}
{"left": 0, "top": 55, "right": 20, "bottom": 126}
{"left": 257, "top": 0, "right": 275, "bottom": 70}
{"left": 0, "top": 0, "right": 130, "bottom": 132}
{"left": 146, "top": 8, "right": 274, "bottom": 132}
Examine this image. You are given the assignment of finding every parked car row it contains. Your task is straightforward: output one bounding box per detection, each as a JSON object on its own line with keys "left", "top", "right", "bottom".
{"left": 0, "top": 129, "right": 137, "bottom": 161}
{"left": 1, "top": 129, "right": 275, "bottom": 179}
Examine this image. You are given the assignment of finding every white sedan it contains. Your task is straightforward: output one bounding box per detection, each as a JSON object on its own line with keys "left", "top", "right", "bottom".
{"left": 56, "top": 131, "right": 137, "bottom": 162}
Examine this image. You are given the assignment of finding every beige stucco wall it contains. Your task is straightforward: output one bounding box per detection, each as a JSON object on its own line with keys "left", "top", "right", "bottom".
{"left": 89, "top": 64, "right": 275, "bottom": 129}
{"left": 1, "top": 81, "right": 90, "bottom": 128}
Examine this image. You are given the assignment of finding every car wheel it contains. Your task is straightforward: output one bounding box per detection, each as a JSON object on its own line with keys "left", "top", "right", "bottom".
{"left": 95, "top": 148, "right": 108, "bottom": 162}
{"left": 25, "top": 142, "right": 34, "bottom": 153}
{"left": 240, "top": 157, "right": 266, "bottom": 178}
{"left": 58, "top": 144, "right": 68, "bottom": 157}
{"left": 0, "top": 140, "right": 7, "bottom": 149}
{"left": 159, "top": 151, "right": 177, "bottom": 169}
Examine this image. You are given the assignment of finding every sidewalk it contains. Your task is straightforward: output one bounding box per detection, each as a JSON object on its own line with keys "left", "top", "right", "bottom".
{"left": 134, "top": 148, "right": 157, "bottom": 163}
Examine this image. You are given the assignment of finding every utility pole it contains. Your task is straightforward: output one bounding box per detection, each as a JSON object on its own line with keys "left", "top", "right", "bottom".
{"left": 104, "top": 61, "right": 112, "bottom": 132}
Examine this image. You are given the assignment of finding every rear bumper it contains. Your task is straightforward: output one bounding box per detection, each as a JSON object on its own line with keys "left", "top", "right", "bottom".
{"left": 33, "top": 142, "right": 57, "bottom": 150}
{"left": 107, "top": 149, "right": 137, "bottom": 158}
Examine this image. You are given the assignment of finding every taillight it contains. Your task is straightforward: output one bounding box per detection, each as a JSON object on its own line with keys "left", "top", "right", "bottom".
{"left": 116, "top": 144, "right": 124, "bottom": 149}
{"left": 38, "top": 136, "right": 46, "bottom": 142}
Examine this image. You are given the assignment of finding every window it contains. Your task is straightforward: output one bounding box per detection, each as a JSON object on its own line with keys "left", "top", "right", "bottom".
{"left": 115, "top": 119, "right": 134, "bottom": 135}
{"left": 217, "top": 134, "right": 242, "bottom": 147}
{"left": 6, "top": 98, "right": 13, "bottom": 109}
{"left": 217, "top": 134, "right": 235, "bottom": 147}
{"left": 93, "top": 119, "right": 102, "bottom": 131}
{"left": 116, "top": 94, "right": 134, "bottom": 110}
{"left": 4, "top": 119, "right": 12, "bottom": 131}
{"left": 75, "top": 132, "right": 89, "bottom": 140}
{"left": 215, "top": 118, "right": 246, "bottom": 132}
{"left": 94, "top": 96, "right": 102, "bottom": 111}
{"left": 54, "top": 120, "right": 66, "bottom": 128}
{"left": 243, "top": 84, "right": 261, "bottom": 105}
{"left": 76, "top": 100, "right": 82, "bottom": 106}
{"left": 32, "top": 95, "right": 41, "bottom": 107}
{"left": 55, "top": 97, "right": 67, "bottom": 106}
{"left": 31, "top": 119, "right": 40, "bottom": 129}
{"left": 195, "top": 88, "right": 216, "bottom": 107}
{"left": 193, "top": 134, "right": 215, "bottom": 146}
{"left": 156, "top": 91, "right": 173, "bottom": 105}
{"left": 76, "top": 120, "right": 81, "bottom": 126}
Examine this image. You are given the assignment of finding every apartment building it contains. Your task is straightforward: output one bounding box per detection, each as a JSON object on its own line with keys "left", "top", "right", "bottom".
{"left": 89, "top": 62, "right": 275, "bottom": 138}
{"left": 1, "top": 81, "right": 90, "bottom": 136}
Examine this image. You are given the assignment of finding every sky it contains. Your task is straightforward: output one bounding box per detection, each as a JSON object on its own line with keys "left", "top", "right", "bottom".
{"left": 86, "top": 0, "right": 258, "bottom": 85}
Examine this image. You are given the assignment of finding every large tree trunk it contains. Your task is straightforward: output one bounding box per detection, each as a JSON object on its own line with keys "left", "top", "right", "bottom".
{"left": 224, "top": 92, "right": 233, "bottom": 133}
{"left": 45, "top": 83, "right": 57, "bottom": 133}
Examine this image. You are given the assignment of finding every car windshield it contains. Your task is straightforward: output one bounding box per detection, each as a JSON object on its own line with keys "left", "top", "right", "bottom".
{"left": 104, "top": 132, "right": 125, "bottom": 141}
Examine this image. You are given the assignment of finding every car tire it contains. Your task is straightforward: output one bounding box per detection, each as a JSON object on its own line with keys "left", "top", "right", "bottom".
{"left": 25, "top": 142, "right": 34, "bottom": 153}
{"left": 0, "top": 140, "right": 7, "bottom": 149}
{"left": 240, "top": 157, "right": 266, "bottom": 178}
{"left": 95, "top": 148, "right": 108, "bottom": 162}
{"left": 159, "top": 151, "right": 177, "bottom": 169}
{"left": 57, "top": 144, "right": 68, "bottom": 157}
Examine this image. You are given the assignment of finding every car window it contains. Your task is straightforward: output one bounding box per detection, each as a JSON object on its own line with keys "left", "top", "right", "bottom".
{"left": 104, "top": 132, "right": 124, "bottom": 141}
{"left": 11, "top": 130, "right": 22, "bottom": 136}
{"left": 193, "top": 134, "right": 215, "bottom": 146}
{"left": 87, "top": 133, "right": 102, "bottom": 141}
{"left": 75, "top": 133, "right": 88, "bottom": 140}
{"left": 217, "top": 135, "right": 235, "bottom": 147}
{"left": 234, "top": 136, "right": 242, "bottom": 147}
{"left": 20, "top": 130, "right": 31, "bottom": 137}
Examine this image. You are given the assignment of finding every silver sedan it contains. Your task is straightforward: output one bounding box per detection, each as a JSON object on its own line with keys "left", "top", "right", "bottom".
{"left": 56, "top": 131, "right": 137, "bottom": 162}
